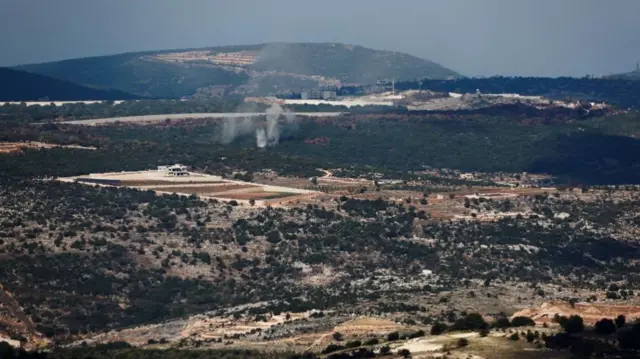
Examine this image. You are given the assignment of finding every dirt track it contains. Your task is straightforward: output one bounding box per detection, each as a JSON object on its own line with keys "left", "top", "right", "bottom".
{"left": 61, "top": 112, "right": 343, "bottom": 125}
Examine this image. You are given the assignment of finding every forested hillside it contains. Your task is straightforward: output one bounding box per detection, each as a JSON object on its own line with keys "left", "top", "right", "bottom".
{"left": 15, "top": 43, "right": 459, "bottom": 98}
{"left": 0, "top": 67, "right": 136, "bottom": 101}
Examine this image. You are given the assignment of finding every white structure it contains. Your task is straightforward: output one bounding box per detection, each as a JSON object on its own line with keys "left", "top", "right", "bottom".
{"left": 157, "top": 164, "right": 189, "bottom": 177}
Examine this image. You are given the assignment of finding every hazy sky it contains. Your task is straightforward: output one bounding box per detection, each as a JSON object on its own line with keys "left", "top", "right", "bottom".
{"left": 1, "top": 0, "right": 639, "bottom": 77}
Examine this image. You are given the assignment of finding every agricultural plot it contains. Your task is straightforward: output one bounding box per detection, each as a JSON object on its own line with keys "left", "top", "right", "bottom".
{"left": 59, "top": 169, "right": 319, "bottom": 206}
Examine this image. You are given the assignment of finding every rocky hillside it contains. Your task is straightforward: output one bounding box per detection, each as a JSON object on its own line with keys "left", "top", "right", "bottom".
{"left": 15, "top": 43, "right": 460, "bottom": 98}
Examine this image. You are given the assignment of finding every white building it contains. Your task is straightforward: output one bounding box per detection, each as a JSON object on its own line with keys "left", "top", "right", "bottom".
{"left": 158, "top": 164, "right": 189, "bottom": 177}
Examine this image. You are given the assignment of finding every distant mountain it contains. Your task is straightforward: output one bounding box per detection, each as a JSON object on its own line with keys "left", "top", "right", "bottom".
{"left": 15, "top": 43, "right": 461, "bottom": 98}
{"left": 0, "top": 67, "right": 137, "bottom": 101}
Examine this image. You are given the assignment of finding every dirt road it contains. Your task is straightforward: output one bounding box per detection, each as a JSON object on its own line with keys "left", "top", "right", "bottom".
{"left": 0, "top": 283, "right": 38, "bottom": 335}
{"left": 61, "top": 112, "right": 343, "bottom": 125}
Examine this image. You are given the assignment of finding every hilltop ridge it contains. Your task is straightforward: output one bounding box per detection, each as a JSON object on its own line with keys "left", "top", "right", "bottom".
{"left": 0, "top": 67, "right": 137, "bottom": 101}
{"left": 15, "top": 42, "right": 460, "bottom": 98}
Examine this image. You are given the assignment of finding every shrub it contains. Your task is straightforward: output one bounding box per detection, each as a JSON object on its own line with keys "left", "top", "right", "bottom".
{"left": 457, "top": 338, "right": 469, "bottom": 347}
{"left": 510, "top": 316, "right": 535, "bottom": 327}
{"left": 364, "top": 338, "right": 379, "bottom": 346}
{"left": 387, "top": 331, "right": 400, "bottom": 341}
{"left": 493, "top": 317, "right": 511, "bottom": 328}
{"left": 509, "top": 333, "right": 520, "bottom": 341}
{"left": 430, "top": 322, "right": 447, "bottom": 335}
{"left": 594, "top": 318, "right": 617, "bottom": 335}
{"left": 323, "top": 344, "right": 344, "bottom": 354}
{"left": 379, "top": 345, "right": 391, "bottom": 355}
{"left": 345, "top": 340, "right": 362, "bottom": 349}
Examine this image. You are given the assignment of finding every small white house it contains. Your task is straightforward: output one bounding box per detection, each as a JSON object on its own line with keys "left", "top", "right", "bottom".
{"left": 158, "top": 164, "right": 189, "bottom": 177}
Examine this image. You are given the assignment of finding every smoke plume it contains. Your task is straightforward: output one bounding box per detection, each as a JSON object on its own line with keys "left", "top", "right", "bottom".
{"left": 218, "top": 103, "right": 296, "bottom": 148}
{"left": 256, "top": 128, "right": 267, "bottom": 148}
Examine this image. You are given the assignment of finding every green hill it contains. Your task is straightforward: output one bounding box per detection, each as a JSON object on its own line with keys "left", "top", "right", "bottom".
{"left": 0, "top": 67, "right": 137, "bottom": 101}
{"left": 15, "top": 43, "right": 460, "bottom": 98}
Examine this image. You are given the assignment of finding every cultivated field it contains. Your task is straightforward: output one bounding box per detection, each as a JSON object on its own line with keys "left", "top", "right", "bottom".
{"left": 59, "top": 169, "right": 319, "bottom": 206}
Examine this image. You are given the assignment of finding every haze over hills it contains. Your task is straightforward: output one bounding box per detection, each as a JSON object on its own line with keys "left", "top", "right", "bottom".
{"left": 604, "top": 69, "right": 640, "bottom": 81}
{"left": 15, "top": 43, "right": 460, "bottom": 99}
{"left": 0, "top": 67, "right": 137, "bottom": 101}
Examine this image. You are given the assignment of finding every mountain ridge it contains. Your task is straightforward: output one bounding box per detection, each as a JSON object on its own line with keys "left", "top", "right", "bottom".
{"left": 15, "top": 42, "right": 461, "bottom": 98}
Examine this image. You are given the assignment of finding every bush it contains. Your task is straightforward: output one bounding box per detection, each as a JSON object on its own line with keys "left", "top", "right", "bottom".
{"left": 332, "top": 332, "right": 344, "bottom": 341}
{"left": 363, "top": 338, "right": 379, "bottom": 346}
{"left": 510, "top": 316, "right": 535, "bottom": 327}
{"left": 525, "top": 330, "right": 535, "bottom": 343}
{"left": 323, "top": 344, "right": 345, "bottom": 354}
{"left": 560, "top": 315, "right": 584, "bottom": 334}
{"left": 451, "top": 313, "right": 488, "bottom": 331}
{"left": 457, "top": 338, "right": 469, "bottom": 347}
{"left": 387, "top": 331, "right": 400, "bottom": 341}
{"left": 493, "top": 317, "right": 511, "bottom": 328}
{"left": 379, "top": 345, "right": 391, "bottom": 355}
{"left": 430, "top": 322, "right": 447, "bottom": 335}
{"left": 594, "top": 318, "right": 617, "bottom": 335}
{"left": 509, "top": 333, "right": 520, "bottom": 341}
{"left": 398, "top": 349, "right": 411, "bottom": 358}
{"left": 345, "top": 340, "right": 362, "bottom": 349}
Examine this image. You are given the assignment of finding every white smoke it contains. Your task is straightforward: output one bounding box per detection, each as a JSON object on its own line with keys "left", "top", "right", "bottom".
{"left": 217, "top": 103, "right": 297, "bottom": 148}
{"left": 264, "top": 103, "right": 282, "bottom": 147}
{"left": 220, "top": 116, "right": 253, "bottom": 144}
{"left": 256, "top": 128, "right": 267, "bottom": 148}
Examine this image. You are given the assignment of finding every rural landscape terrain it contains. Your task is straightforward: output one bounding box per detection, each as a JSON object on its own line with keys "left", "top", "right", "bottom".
{"left": 1, "top": 37, "right": 640, "bottom": 359}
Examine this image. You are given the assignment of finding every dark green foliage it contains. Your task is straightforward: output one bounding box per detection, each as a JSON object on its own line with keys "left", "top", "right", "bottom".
{"left": 556, "top": 315, "right": 585, "bottom": 334}
{"left": 594, "top": 318, "right": 617, "bottom": 335}
{"left": 16, "top": 53, "right": 248, "bottom": 98}
{"left": 17, "top": 43, "right": 458, "bottom": 98}
{"left": 457, "top": 338, "right": 469, "bottom": 347}
{"left": 345, "top": 340, "right": 362, "bottom": 349}
{"left": 386, "top": 332, "right": 399, "bottom": 341}
{"left": 493, "top": 317, "right": 511, "bottom": 329}
{"left": 430, "top": 322, "right": 447, "bottom": 335}
{"left": 618, "top": 323, "right": 640, "bottom": 350}
{"left": 510, "top": 316, "right": 535, "bottom": 327}
{"left": 0, "top": 98, "right": 257, "bottom": 123}
{"left": 6, "top": 109, "right": 640, "bottom": 184}
{"left": 615, "top": 315, "right": 626, "bottom": 329}
{"left": 509, "top": 332, "right": 520, "bottom": 341}
{"left": 251, "top": 43, "right": 459, "bottom": 84}
{"left": 450, "top": 313, "right": 488, "bottom": 332}
{"left": 332, "top": 332, "right": 344, "bottom": 341}
{"left": 0, "top": 67, "right": 136, "bottom": 101}
{"left": 363, "top": 338, "right": 379, "bottom": 346}
{"left": 525, "top": 330, "right": 535, "bottom": 343}
{"left": 323, "top": 344, "right": 345, "bottom": 354}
